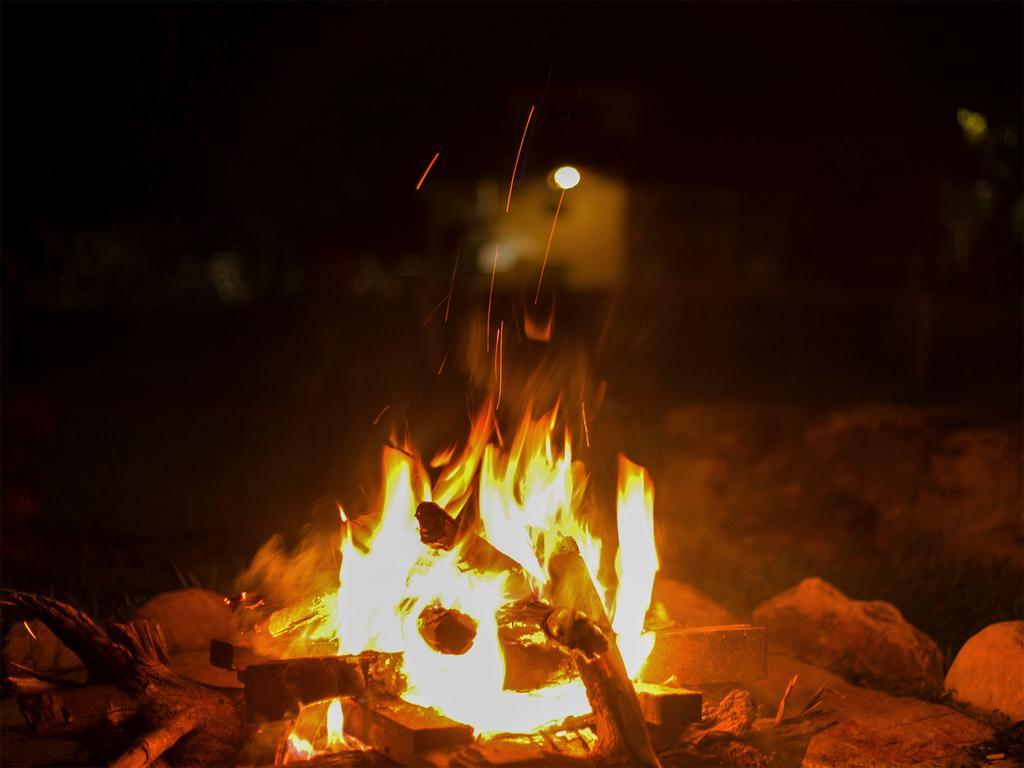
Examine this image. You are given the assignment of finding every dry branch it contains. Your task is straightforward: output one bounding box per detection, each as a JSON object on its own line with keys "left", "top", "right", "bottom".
{"left": 2, "top": 590, "right": 246, "bottom": 767}
{"left": 543, "top": 540, "right": 661, "bottom": 768}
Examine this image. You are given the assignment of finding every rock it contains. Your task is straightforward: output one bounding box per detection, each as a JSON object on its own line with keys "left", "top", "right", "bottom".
{"left": 135, "top": 588, "right": 234, "bottom": 654}
{"left": 752, "top": 577, "right": 943, "bottom": 697}
{"left": 945, "top": 621, "right": 1024, "bottom": 724}
{"left": 736, "top": 651, "right": 993, "bottom": 767}
{"left": 649, "top": 577, "right": 737, "bottom": 628}
{"left": 3, "top": 619, "right": 82, "bottom": 673}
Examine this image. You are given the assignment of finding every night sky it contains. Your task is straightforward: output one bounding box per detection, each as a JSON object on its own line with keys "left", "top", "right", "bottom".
{"left": 4, "top": 2, "right": 1021, "bottom": 274}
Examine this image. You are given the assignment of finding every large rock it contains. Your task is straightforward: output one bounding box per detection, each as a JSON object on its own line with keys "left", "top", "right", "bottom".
{"left": 752, "top": 577, "right": 943, "bottom": 697}
{"left": 945, "top": 621, "right": 1024, "bottom": 723}
{"left": 734, "top": 651, "right": 993, "bottom": 767}
{"left": 135, "top": 588, "right": 234, "bottom": 653}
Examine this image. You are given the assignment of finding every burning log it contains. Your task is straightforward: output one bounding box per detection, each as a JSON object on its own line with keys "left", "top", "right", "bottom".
{"left": 417, "top": 605, "right": 478, "bottom": 655}
{"left": 547, "top": 537, "right": 608, "bottom": 623}
{"left": 241, "top": 652, "right": 405, "bottom": 722}
{"left": 2, "top": 590, "right": 246, "bottom": 767}
{"left": 542, "top": 540, "right": 662, "bottom": 768}
{"left": 414, "top": 502, "right": 530, "bottom": 597}
{"left": 496, "top": 603, "right": 578, "bottom": 690}
{"left": 268, "top": 593, "right": 334, "bottom": 637}
{"left": 341, "top": 697, "right": 475, "bottom": 766}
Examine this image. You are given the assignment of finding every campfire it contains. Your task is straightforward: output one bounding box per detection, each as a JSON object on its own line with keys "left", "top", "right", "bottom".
{"left": 3, "top": 395, "right": 789, "bottom": 767}
{"left": 207, "top": 400, "right": 772, "bottom": 766}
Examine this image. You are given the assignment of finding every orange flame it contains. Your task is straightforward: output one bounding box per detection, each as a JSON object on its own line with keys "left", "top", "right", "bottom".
{"left": 310, "top": 401, "right": 659, "bottom": 734}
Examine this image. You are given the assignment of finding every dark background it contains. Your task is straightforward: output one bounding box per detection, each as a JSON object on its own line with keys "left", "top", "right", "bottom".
{"left": 2, "top": 3, "right": 1021, "bottom": 649}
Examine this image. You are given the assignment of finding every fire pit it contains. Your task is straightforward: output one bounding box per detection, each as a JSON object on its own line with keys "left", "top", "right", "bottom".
{"left": 202, "top": 403, "right": 770, "bottom": 766}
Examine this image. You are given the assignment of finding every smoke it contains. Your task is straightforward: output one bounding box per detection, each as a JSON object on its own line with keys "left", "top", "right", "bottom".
{"left": 234, "top": 529, "right": 339, "bottom": 609}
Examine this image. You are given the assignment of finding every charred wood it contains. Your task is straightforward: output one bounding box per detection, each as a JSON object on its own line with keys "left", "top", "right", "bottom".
{"left": 341, "top": 696, "right": 474, "bottom": 766}
{"left": 241, "top": 652, "right": 405, "bottom": 722}
{"left": 414, "top": 502, "right": 530, "bottom": 598}
{"left": 418, "top": 605, "right": 478, "bottom": 655}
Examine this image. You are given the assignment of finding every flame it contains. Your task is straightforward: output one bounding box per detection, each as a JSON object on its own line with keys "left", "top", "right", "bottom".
{"left": 612, "top": 456, "right": 658, "bottom": 678}
{"left": 326, "top": 698, "right": 345, "bottom": 749}
{"left": 285, "top": 400, "right": 659, "bottom": 739}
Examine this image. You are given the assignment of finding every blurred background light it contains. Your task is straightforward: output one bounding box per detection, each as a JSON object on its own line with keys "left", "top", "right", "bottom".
{"left": 553, "top": 166, "right": 581, "bottom": 190}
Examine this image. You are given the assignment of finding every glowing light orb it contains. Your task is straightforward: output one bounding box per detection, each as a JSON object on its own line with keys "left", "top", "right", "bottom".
{"left": 552, "top": 166, "right": 581, "bottom": 190}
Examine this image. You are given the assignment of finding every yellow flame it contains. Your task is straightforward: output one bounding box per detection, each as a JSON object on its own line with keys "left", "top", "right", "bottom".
{"left": 612, "top": 455, "right": 659, "bottom": 678}
{"left": 285, "top": 734, "right": 314, "bottom": 763}
{"left": 326, "top": 699, "right": 344, "bottom": 749}
{"left": 319, "top": 402, "right": 658, "bottom": 734}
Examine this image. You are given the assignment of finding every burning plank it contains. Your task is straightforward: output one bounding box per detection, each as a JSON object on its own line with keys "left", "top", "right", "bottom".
{"left": 496, "top": 603, "right": 577, "bottom": 691}
{"left": 241, "top": 653, "right": 405, "bottom": 722}
{"left": 639, "top": 624, "right": 767, "bottom": 686}
{"left": 210, "top": 635, "right": 338, "bottom": 672}
{"left": 341, "top": 697, "right": 474, "bottom": 766}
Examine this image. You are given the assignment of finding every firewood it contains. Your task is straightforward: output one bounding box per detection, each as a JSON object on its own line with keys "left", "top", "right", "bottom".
{"left": 341, "top": 696, "right": 474, "bottom": 766}
{"left": 18, "top": 683, "right": 139, "bottom": 737}
{"left": 496, "top": 603, "right": 577, "bottom": 691}
{"left": 542, "top": 541, "right": 662, "bottom": 768}
{"left": 2, "top": 590, "right": 246, "bottom": 767}
{"left": 209, "top": 636, "right": 271, "bottom": 671}
{"left": 418, "top": 605, "right": 478, "bottom": 655}
{"left": 209, "top": 635, "right": 337, "bottom": 672}
{"left": 262, "top": 751, "right": 397, "bottom": 767}
{"left": 268, "top": 593, "right": 334, "bottom": 637}
{"left": 447, "top": 731, "right": 593, "bottom": 766}
{"left": 546, "top": 537, "right": 609, "bottom": 623}
{"left": 640, "top": 624, "right": 767, "bottom": 686}
{"left": 635, "top": 683, "right": 703, "bottom": 729}
{"left": 414, "top": 501, "right": 530, "bottom": 597}
{"left": 240, "top": 652, "right": 405, "bottom": 722}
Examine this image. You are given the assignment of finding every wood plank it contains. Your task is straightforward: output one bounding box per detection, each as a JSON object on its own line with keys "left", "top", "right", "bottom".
{"left": 209, "top": 636, "right": 339, "bottom": 672}
{"left": 241, "top": 653, "right": 405, "bottom": 722}
{"left": 210, "top": 637, "right": 270, "bottom": 672}
{"left": 635, "top": 683, "right": 703, "bottom": 728}
{"left": 639, "top": 624, "right": 767, "bottom": 686}
{"left": 341, "top": 697, "right": 474, "bottom": 765}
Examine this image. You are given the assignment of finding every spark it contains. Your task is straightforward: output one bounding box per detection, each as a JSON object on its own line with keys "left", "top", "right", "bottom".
{"left": 495, "top": 322, "right": 504, "bottom": 411}
{"left": 581, "top": 394, "right": 591, "bottom": 448}
{"left": 337, "top": 502, "right": 348, "bottom": 523}
{"left": 23, "top": 621, "right": 37, "bottom": 640}
{"left": 437, "top": 350, "right": 449, "bottom": 375}
{"left": 535, "top": 188, "right": 565, "bottom": 303}
{"left": 420, "top": 295, "right": 449, "bottom": 326}
{"left": 444, "top": 245, "right": 461, "bottom": 323}
{"left": 415, "top": 151, "right": 440, "bottom": 190}
{"left": 486, "top": 243, "right": 499, "bottom": 352}
{"left": 493, "top": 413, "right": 505, "bottom": 449}
{"left": 505, "top": 104, "right": 535, "bottom": 213}
{"left": 372, "top": 405, "right": 390, "bottom": 426}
